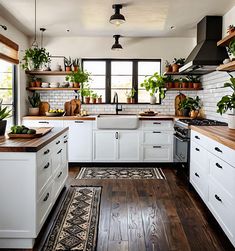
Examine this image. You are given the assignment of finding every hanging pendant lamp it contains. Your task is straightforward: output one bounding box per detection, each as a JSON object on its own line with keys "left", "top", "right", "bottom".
{"left": 31, "top": 0, "right": 38, "bottom": 47}
{"left": 109, "top": 4, "right": 125, "bottom": 26}
{"left": 40, "top": 27, "right": 46, "bottom": 48}
{"left": 111, "top": 35, "right": 123, "bottom": 50}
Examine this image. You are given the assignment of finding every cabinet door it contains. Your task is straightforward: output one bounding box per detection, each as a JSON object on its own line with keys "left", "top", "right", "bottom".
{"left": 93, "top": 131, "right": 117, "bottom": 161}
{"left": 118, "top": 131, "right": 140, "bottom": 161}
{"left": 64, "top": 120, "right": 93, "bottom": 162}
{"left": 23, "top": 119, "right": 63, "bottom": 128}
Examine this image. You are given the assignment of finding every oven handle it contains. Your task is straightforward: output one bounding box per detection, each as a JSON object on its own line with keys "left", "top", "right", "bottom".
{"left": 173, "top": 134, "right": 189, "bottom": 142}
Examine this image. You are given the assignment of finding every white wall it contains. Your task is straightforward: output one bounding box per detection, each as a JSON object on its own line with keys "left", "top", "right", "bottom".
{"left": 0, "top": 15, "right": 29, "bottom": 121}
{"left": 222, "top": 5, "right": 235, "bottom": 37}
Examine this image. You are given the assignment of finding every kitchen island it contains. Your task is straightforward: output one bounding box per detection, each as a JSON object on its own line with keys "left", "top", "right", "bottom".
{"left": 0, "top": 127, "right": 69, "bottom": 249}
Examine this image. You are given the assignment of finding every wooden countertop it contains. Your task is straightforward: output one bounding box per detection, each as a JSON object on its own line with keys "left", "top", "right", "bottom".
{"left": 191, "top": 126, "right": 235, "bottom": 150}
{"left": 0, "top": 127, "right": 68, "bottom": 152}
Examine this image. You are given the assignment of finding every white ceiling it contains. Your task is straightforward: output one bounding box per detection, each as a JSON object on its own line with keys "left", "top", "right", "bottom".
{"left": 0, "top": 0, "right": 235, "bottom": 38}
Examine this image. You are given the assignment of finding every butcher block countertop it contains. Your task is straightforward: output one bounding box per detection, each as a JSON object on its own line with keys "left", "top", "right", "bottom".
{"left": 0, "top": 127, "right": 68, "bottom": 152}
{"left": 191, "top": 126, "right": 235, "bottom": 150}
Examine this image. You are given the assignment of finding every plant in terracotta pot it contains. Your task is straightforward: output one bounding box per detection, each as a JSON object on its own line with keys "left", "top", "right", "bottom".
{"left": 73, "top": 58, "right": 79, "bottom": 71}
{"left": 190, "top": 96, "right": 202, "bottom": 118}
{"left": 80, "top": 83, "right": 91, "bottom": 104}
{"left": 65, "top": 68, "right": 90, "bottom": 88}
{"left": 35, "top": 78, "right": 42, "bottom": 87}
{"left": 140, "top": 72, "right": 165, "bottom": 104}
{"left": 64, "top": 57, "right": 72, "bottom": 72}
{"left": 227, "top": 25, "right": 235, "bottom": 35}
{"left": 21, "top": 47, "right": 51, "bottom": 71}
{"left": 173, "top": 78, "right": 180, "bottom": 88}
{"left": 188, "top": 76, "right": 201, "bottom": 89}
{"left": 91, "top": 93, "right": 98, "bottom": 104}
{"left": 0, "top": 99, "right": 11, "bottom": 135}
{"left": 163, "top": 75, "right": 173, "bottom": 88}
{"left": 29, "top": 76, "right": 36, "bottom": 87}
{"left": 98, "top": 95, "right": 102, "bottom": 103}
{"left": 179, "top": 77, "right": 189, "bottom": 88}
{"left": 165, "top": 60, "right": 172, "bottom": 73}
{"left": 217, "top": 75, "right": 235, "bottom": 129}
{"left": 28, "top": 92, "right": 41, "bottom": 116}
{"left": 172, "top": 58, "right": 185, "bottom": 73}
{"left": 179, "top": 96, "right": 201, "bottom": 117}
{"left": 125, "top": 88, "right": 136, "bottom": 103}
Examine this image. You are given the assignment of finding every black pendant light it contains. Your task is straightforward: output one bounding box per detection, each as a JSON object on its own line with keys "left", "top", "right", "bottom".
{"left": 109, "top": 4, "right": 125, "bottom": 26}
{"left": 111, "top": 35, "right": 123, "bottom": 50}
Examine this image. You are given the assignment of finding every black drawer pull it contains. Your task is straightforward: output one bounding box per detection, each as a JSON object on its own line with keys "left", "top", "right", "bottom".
{"left": 44, "top": 149, "right": 50, "bottom": 155}
{"left": 195, "top": 135, "right": 200, "bottom": 140}
{"left": 153, "top": 131, "right": 161, "bottom": 133}
{"left": 57, "top": 149, "right": 62, "bottom": 154}
{"left": 75, "top": 121, "right": 84, "bottom": 123}
{"left": 43, "top": 193, "right": 50, "bottom": 202}
{"left": 153, "top": 146, "right": 161, "bottom": 148}
{"left": 195, "top": 172, "right": 200, "bottom": 178}
{"left": 57, "top": 171, "right": 63, "bottom": 178}
{"left": 195, "top": 148, "right": 200, "bottom": 152}
{"left": 215, "top": 194, "right": 222, "bottom": 202}
{"left": 215, "top": 147, "right": 222, "bottom": 153}
{"left": 39, "top": 121, "right": 49, "bottom": 124}
{"left": 64, "top": 140, "right": 68, "bottom": 143}
{"left": 115, "top": 132, "right": 119, "bottom": 139}
{"left": 44, "top": 162, "right": 50, "bottom": 169}
{"left": 56, "top": 140, "right": 60, "bottom": 145}
{"left": 216, "top": 163, "right": 223, "bottom": 169}
{"left": 153, "top": 122, "right": 161, "bottom": 125}
{"left": 63, "top": 135, "right": 67, "bottom": 138}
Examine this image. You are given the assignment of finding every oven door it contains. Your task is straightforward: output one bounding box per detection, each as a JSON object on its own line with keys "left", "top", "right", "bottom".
{"left": 173, "top": 133, "right": 189, "bottom": 163}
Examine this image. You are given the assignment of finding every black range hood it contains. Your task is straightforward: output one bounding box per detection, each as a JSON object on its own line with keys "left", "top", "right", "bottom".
{"left": 179, "top": 16, "right": 228, "bottom": 75}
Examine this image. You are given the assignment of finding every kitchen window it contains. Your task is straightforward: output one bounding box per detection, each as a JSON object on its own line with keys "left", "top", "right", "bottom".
{"left": 0, "top": 59, "right": 16, "bottom": 128}
{"left": 82, "top": 59, "right": 161, "bottom": 104}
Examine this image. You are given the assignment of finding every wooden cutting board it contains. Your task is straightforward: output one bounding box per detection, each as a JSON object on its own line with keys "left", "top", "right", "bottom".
{"left": 175, "top": 93, "right": 186, "bottom": 116}
{"left": 70, "top": 98, "right": 81, "bottom": 116}
{"left": 64, "top": 101, "right": 71, "bottom": 116}
{"left": 39, "top": 102, "right": 50, "bottom": 116}
{"left": 8, "top": 127, "right": 53, "bottom": 139}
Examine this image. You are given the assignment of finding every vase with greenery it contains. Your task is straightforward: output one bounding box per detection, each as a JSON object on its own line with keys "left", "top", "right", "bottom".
{"left": 28, "top": 92, "right": 41, "bottom": 116}
{"left": 217, "top": 75, "right": 235, "bottom": 129}
{"left": 65, "top": 68, "right": 90, "bottom": 88}
{"left": 140, "top": 72, "right": 165, "bottom": 104}
{"left": 0, "top": 99, "right": 11, "bottom": 135}
{"left": 125, "top": 88, "right": 136, "bottom": 103}
{"left": 21, "top": 47, "right": 51, "bottom": 71}
{"left": 178, "top": 96, "right": 201, "bottom": 117}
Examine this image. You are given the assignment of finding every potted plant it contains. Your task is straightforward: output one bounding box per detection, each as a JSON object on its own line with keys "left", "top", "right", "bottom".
{"left": 180, "top": 77, "right": 188, "bottom": 88}
{"left": 163, "top": 75, "right": 173, "bottom": 88}
{"left": 227, "top": 25, "right": 235, "bottom": 35}
{"left": 190, "top": 96, "right": 202, "bottom": 118}
{"left": 0, "top": 99, "right": 11, "bottom": 135}
{"left": 188, "top": 76, "right": 201, "bottom": 89}
{"left": 98, "top": 95, "right": 102, "bottom": 103}
{"left": 80, "top": 84, "right": 91, "bottom": 104}
{"left": 35, "top": 78, "right": 42, "bottom": 88}
{"left": 29, "top": 76, "right": 36, "bottom": 87}
{"left": 173, "top": 78, "right": 180, "bottom": 88}
{"left": 179, "top": 96, "right": 201, "bottom": 117}
{"left": 125, "top": 88, "right": 136, "bottom": 103}
{"left": 228, "top": 40, "right": 235, "bottom": 59}
{"left": 73, "top": 58, "right": 79, "bottom": 72}
{"left": 187, "top": 75, "right": 194, "bottom": 88}
{"left": 65, "top": 68, "right": 90, "bottom": 88}
{"left": 165, "top": 60, "right": 172, "bottom": 73}
{"left": 140, "top": 72, "right": 165, "bottom": 104}
{"left": 28, "top": 92, "right": 41, "bottom": 116}
{"left": 217, "top": 75, "right": 235, "bottom": 129}
{"left": 64, "top": 57, "right": 72, "bottom": 72}
{"left": 91, "top": 93, "right": 98, "bottom": 104}
{"left": 21, "top": 47, "right": 51, "bottom": 71}
{"left": 172, "top": 58, "right": 185, "bottom": 73}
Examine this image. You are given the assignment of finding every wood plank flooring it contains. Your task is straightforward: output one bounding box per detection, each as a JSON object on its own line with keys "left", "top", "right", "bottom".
{"left": 2, "top": 167, "right": 235, "bottom": 251}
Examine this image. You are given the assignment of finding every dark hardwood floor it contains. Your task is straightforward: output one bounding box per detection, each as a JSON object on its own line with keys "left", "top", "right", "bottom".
{"left": 3, "top": 167, "right": 235, "bottom": 251}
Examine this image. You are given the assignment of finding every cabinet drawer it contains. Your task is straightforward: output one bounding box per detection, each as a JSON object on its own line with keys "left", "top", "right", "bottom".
{"left": 37, "top": 159, "right": 52, "bottom": 196}
{"left": 142, "top": 121, "right": 173, "bottom": 130}
{"left": 51, "top": 145, "right": 65, "bottom": 174}
{"left": 143, "top": 145, "right": 172, "bottom": 162}
{"left": 209, "top": 153, "right": 235, "bottom": 198}
{"left": 143, "top": 131, "right": 172, "bottom": 145}
{"left": 190, "top": 161, "right": 208, "bottom": 202}
{"left": 36, "top": 143, "right": 52, "bottom": 167}
{"left": 53, "top": 164, "right": 68, "bottom": 200}
{"left": 190, "top": 141, "right": 208, "bottom": 168}
{"left": 191, "top": 130, "right": 209, "bottom": 147}
{"left": 23, "top": 119, "right": 63, "bottom": 128}
{"left": 208, "top": 180, "right": 235, "bottom": 241}
{"left": 37, "top": 181, "right": 53, "bottom": 233}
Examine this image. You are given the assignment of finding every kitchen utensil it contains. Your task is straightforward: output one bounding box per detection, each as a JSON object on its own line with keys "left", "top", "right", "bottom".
{"left": 39, "top": 102, "right": 50, "bottom": 116}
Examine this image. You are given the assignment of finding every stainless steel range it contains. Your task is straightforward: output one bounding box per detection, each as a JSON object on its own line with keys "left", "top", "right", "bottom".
{"left": 173, "top": 118, "right": 228, "bottom": 175}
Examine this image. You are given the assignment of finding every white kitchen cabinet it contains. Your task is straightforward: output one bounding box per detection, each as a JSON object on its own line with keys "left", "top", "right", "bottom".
{"left": 93, "top": 130, "right": 140, "bottom": 162}
{"left": 0, "top": 130, "right": 68, "bottom": 249}
{"left": 23, "top": 119, "right": 63, "bottom": 128}
{"left": 64, "top": 120, "right": 93, "bottom": 162}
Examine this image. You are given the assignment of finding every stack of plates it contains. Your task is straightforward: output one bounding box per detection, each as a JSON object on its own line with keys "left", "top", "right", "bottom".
{"left": 49, "top": 82, "right": 59, "bottom": 88}
{"left": 41, "top": 82, "right": 49, "bottom": 88}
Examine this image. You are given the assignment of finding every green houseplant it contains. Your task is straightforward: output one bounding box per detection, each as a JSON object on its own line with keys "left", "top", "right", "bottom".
{"left": 28, "top": 92, "right": 41, "bottom": 116}
{"left": 217, "top": 75, "right": 235, "bottom": 129}
{"left": 64, "top": 57, "right": 72, "bottom": 71}
{"left": 21, "top": 47, "right": 51, "bottom": 71}
{"left": 172, "top": 58, "right": 185, "bottom": 72}
{"left": 125, "top": 88, "right": 136, "bottom": 103}
{"left": 140, "top": 72, "right": 165, "bottom": 104}
{"left": 0, "top": 99, "right": 11, "bottom": 135}
{"left": 80, "top": 83, "right": 92, "bottom": 104}
{"left": 228, "top": 40, "right": 235, "bottom": 58}
{"left": 178, "top": 96, "right": 201, "bottom": 117}
{"left": 65, "top": 68, "right": 90, "bottom": 88}
{"left": 72, "top": 58, "right": 79, "bottom": 71}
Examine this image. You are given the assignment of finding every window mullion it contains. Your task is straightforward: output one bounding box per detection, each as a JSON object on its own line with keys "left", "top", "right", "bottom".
{"left": 133, "top": 60, "right": 138, "bottom": 102}
{"left": 106, "top": 60, "right": 111, "bottom": 103}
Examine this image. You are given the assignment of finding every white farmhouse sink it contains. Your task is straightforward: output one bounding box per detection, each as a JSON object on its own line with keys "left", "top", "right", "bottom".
{"left": 97, "top": 114, "right": 139, "bottom": 129}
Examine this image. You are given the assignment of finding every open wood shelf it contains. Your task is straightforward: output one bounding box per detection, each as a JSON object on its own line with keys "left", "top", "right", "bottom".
{"left": 26, "top": 87, "right": 80, "bottom": 91}
{"left": 216, "top": 60, "right": 235, "bottom": 71}
{"left": 217, "top": 31, "right": 235, "bottom": 47}
{"left": 164, "top": 72, "right": 188, "bottom": 76}
{"left": 167, "top": 88, "right": 203, "bottom": 91}
{"left": 25, "top": 71, "right": 71, "bottom": 75}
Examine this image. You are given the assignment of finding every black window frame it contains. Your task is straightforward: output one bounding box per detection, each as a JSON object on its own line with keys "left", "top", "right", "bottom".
{"left": 82, "top": 58, "right": 161, "bottom": 104}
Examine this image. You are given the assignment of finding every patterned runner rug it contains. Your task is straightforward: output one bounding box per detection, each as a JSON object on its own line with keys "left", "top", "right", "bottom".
{"left": 76, "top": 167, "right": 166, "bottom": 180}
{"left": 42, "top": 186, "right": 101, "bottom": 251}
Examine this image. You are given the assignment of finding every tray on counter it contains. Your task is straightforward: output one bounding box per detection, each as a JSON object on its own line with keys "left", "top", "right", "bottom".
{"left": 139, "top": 112, "right": 158, "bottom": 116}
{"left": 8, "top": 127, "right": 53, "bottom": 139}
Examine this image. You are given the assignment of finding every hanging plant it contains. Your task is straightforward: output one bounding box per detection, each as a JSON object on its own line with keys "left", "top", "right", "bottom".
{"left": 21, "top": 47, "right": 51, "bottom": 70}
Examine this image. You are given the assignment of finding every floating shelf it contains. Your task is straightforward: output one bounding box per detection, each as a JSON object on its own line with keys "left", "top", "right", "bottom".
{"left": 26, "top": 87, "right": 80, "bottom": 91}
{"left": 167, "top": 88, "right": 203, "bottom": 91}
{"left": 216, "top": 61, "right": 235, "bottom": 71}
{"left": 25, "top": 71, "right": 71, "bottom": 75}
{"left": 163, "top": 72, "right": 202, "bottom": 76}
{"left": 217, "top": 31, "right": 235, "bottom": 47}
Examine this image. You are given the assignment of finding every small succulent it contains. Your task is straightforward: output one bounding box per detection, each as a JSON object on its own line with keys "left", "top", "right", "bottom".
{"left": 73, "top": 58, "right": 79, "bottom": 67}
{"left": 28, "top": 92, "right": 41, "bottom": 108}
{"left": 64, "top": 57, "right": 72, "bottom": 67}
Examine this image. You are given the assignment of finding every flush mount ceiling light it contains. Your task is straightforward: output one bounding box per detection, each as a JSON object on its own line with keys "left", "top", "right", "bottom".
{"left": 111, "top": 35, "right": 123, "bottom": 50}
{"left": 109, "top": 4, "right": 126, "bottom": 26}
{"left": 31, "top": 0, "right": 38, "bottom": 47}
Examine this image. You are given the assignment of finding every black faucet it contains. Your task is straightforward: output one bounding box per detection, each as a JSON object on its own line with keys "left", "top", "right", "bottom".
{"left": 113, "top": 92, "right": 122, "bottom": 115}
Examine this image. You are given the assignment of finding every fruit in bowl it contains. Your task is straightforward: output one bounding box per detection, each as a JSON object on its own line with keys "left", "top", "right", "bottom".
{"left": 10, "top": 125, "right": 36, "bottom": 134}
{"left": 45, "top": 109, "right": 65, "bottom": 117}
